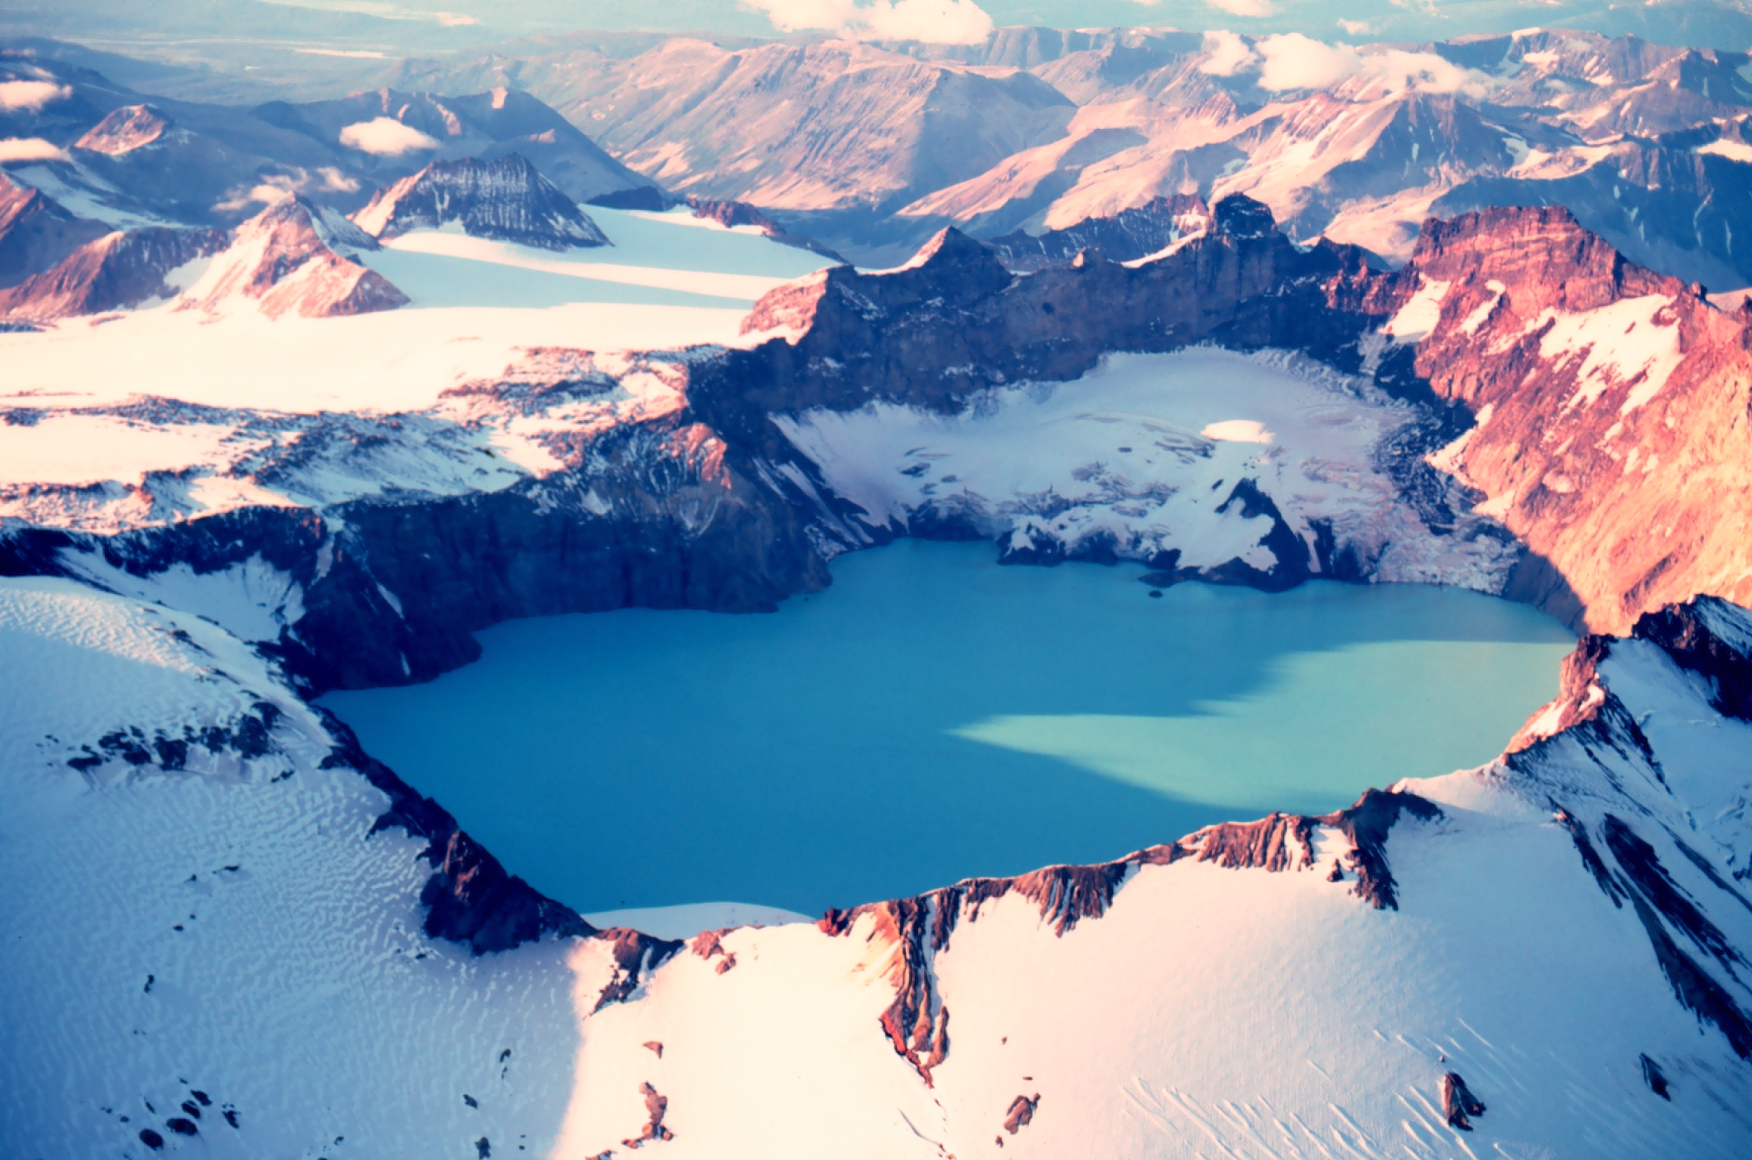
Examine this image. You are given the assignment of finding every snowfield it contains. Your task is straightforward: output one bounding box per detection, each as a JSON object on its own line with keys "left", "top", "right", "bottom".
{"left": 777, "top": 347, "right": 1518, "bottom": 589}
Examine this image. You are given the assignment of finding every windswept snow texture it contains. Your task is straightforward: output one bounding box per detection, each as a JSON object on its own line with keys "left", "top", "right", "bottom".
{"left": 0, "top": 577, "right": 584, "bottom": 1159}
{"left": 776, "top": 347, "right": 1515, "bottom": 588}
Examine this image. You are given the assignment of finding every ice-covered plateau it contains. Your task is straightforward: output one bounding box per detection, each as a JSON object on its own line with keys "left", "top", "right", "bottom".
{"left": 3, "top": 191, "right": 1752, "bottom": 1154}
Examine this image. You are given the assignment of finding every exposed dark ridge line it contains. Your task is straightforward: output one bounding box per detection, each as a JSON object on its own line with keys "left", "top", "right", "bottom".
{"left": 1664, "top": 829, "right": 1752, "bottom": 919}
{"left": 315, "top": 705, "right": 592, "bottom": 955}
{"left": 1632, "top": 598, "right": 1752, "bottom": 721}
{"left": 1604, "top": 814, "right": 1746, "bottom": 980}
{"left": 1621, "top": 886, "right": 1752, "bottom": 1058}
{"left": 1551, "top": 806, "right": 1626, "bottom": 907}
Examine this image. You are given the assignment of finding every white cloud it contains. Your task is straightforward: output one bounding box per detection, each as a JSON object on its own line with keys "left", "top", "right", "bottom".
{"left": 337, "top": 117, "right": 440, "bottom": 157}
{"left": 1199, "top": 31, "right": 1261, "bottom": 77}
{"left": 1336, "top": 19, "right": 1374, "bottom": 36}
{"left": 0, "top": 81, "right": 71, "bottom": 113}
{"left": 742, "top": 0, "right": 995, "bottom": 45}
{"left": 0, "top": 137, "right": 71, "bottom": 163}
{"left": 213, "top": 166, "right": 362, "bottom": 213}
{"left": 1206, "top": 0, "right": 1275, "bottom": 17}
{"left": 1203, "top": 33, "right": 1492, "bottom": 96}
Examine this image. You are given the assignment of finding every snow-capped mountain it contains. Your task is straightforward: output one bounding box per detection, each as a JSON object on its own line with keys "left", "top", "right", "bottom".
{"left": 0, "top": 52, "right": 652, "bottom": 237}
{"left": 351, "top": 153, "right": 609, "bottom": 250}
{"left": 0, "top": 194, "right": 406, "bottom": 323}
{"left": 399, "top": 26, "right": 1752, "bottom": 281}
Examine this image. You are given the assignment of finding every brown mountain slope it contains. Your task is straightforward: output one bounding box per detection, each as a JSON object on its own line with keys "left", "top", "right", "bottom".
{"left": 1381, "top": 206, "right": 1752, "bottom": 632}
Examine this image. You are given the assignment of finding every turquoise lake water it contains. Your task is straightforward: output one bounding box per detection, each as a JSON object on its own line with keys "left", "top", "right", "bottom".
{"left": 321, "top": 540, "right": 1576, "bottom": 918}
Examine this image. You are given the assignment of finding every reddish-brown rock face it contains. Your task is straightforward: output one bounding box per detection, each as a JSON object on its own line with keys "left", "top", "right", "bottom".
{"left": 1392, "top": 206, "right": 1752, "bottom": 632}
{"left": 0, "top": 175, "right": 109, "bottom": 289}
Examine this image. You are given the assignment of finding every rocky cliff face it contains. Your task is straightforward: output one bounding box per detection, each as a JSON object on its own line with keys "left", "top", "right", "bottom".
{"left": 0, "top": 172, "right": 108, "bottom": 287}
{"left": 1385, "top": 205, "right": 1752, "bottom": 632}
{"left": 350, "top": 152, "right": 609, "bottom": 249}
{"left": 0, "top": 224, "right": 223, "bottom": 321}
{"left": 180, "top": 197, "right": 408, "bottom": 319}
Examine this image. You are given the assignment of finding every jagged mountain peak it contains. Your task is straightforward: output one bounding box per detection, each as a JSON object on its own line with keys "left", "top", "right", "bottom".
{"left": 72, "top": 103, "right": 171, "bottom": 157}
{"left": 350, "top": 152, "right": 610, "bottom": 251}
{"left": 180, "top": 196, "right": 407, "bottom": 319}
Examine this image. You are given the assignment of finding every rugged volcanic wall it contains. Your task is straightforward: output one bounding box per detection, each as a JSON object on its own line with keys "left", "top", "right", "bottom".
{"left": 1390, "top": 206, "right": 1752, "bottom": 632}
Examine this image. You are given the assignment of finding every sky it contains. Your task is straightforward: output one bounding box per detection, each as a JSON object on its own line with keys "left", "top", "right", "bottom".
{"left": 8, "top": 0, "right": 1752, "bottom": 56}
{"left": 251, "top": 0, "right": 1752, "bottom": 50}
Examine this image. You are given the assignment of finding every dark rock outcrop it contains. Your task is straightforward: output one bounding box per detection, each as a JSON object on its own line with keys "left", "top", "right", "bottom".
{"left": 0, "top": 174, "right": 109, "bottom": 288}
{"left": 1631, "top": 597, "right": 1752, "bottom": 721}
{"left": 1002, "top": 1092, "right": 1039, "bottom": 1135}
{"left": 1639, "top": 1053, "right": 1670, "bottom": 1098}
{"left": 351, "top": 152, "right": 609, "bottom": 249}
{"left": 621, "top": 1083, "right": 674, "bottom": 1149}
{"left": 0, "top": 225, "right": 224, "bottom": 322}
{"left": 1439, "top": 1071, "right": 1486, "bottom": 1130}
{"left": 315, "top": 706, "right": 589, "bottom": 954}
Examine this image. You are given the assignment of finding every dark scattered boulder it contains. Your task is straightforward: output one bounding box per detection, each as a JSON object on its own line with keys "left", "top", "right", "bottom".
{"left": 138, "top": 1128, "right": 164, "bottom": 1150}
{"left": 1003, "top": 1092, "right": 1040, "bottom": 1135}
{"left": 166, "top": 1116, "right": 198, "bottom": 1136}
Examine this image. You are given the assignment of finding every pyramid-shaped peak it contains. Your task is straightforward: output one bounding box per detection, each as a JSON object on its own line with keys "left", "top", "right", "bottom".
{"left": 350, "top": 152, "right": 610, "bottom": 251}
{"left": 74, "top": 104, "right": 172, "bottom": 157}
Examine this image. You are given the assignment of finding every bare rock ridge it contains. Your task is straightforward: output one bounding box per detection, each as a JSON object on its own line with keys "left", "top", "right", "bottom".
{"left": 350, "top": 153, "right": 610, "bottom": 249}
{"left": 0, "top": 172, "right": 109, "bottom": 288}
{"left": 684, "top": 194, "right": 847, "bottom": 263}
{"left": 720, "top": 194, "right": 1378, "bottom": 424}
{"left": 820, "top": 787, "right": 1442, "bottom": 1081}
